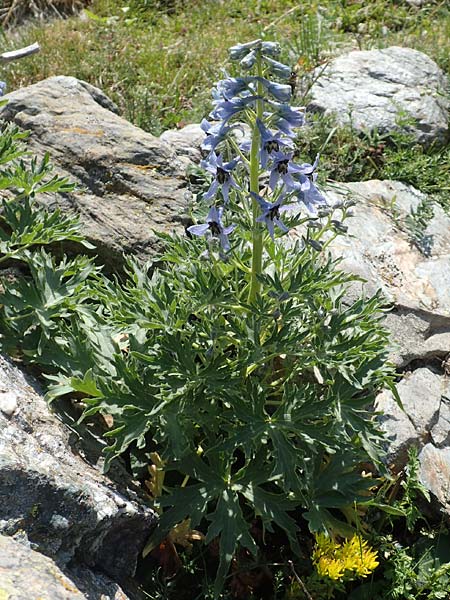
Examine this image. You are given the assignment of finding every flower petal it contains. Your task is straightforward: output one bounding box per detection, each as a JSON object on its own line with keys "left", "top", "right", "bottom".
{"left": 188, "top": 223, "right": 210, "bottom": 236}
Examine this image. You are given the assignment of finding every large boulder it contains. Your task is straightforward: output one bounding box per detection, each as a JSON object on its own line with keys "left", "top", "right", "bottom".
{"left": 0, "top": 76, "right": 191, "bottom": 269}
{"left": 0, "top": 353, "right": 155, "bottom": 592}
{"left": 304, "top": 47, "right": 449, "bottom": 146}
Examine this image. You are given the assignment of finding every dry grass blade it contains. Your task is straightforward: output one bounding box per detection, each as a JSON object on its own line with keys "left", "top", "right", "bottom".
{"left": 0, "top": 0, "right": 91, "bottom": 28}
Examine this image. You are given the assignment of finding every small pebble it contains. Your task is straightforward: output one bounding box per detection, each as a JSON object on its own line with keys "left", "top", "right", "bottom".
{"left": 0, "top": 391, "right": 18, "bottom": 417}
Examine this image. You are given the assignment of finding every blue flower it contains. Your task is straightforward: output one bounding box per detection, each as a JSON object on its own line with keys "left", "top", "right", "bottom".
{"left": 201, "top": 119, "right": 233, "bottom": 152}
{"left": 256, "top": 119, "right": 294, "bottom": 169}
{"left": 187, "top": 206, "right": 235, "bottom": 251}
{"left": 240, "top": 50, "right": 258, "bottom": 70}
{"left": 291, "top": 156, "right": 329, "bottom": 215}
{"left": 0, "top": 81, "right": 6, "bottom": 97}
{"left": 268, "top": 102, "right": 305, "bottom": 136}
{"left": 214, "top": 76, "right": 254, "bottom": 101}
{"left": 209, "top": 96, "right": 258, "bottom": 123}
{"left": 262, "top": 56, "right": 292, "bottom": 79}
{"left": 268, "top": 151, "right": 307, "bottom": 191}
{"left": 295, "top": 177, "right": 328, "bottom": 215}
{"left": 257, "top": 79, "right": 292, "bottom": 102}
{"left": 202, "top": 152, "right": 240, "bottom": 204}
{"left": 251, "top": 192, "right": 294, "bottom": 239}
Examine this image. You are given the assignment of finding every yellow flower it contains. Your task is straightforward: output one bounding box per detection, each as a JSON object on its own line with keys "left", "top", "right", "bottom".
{"left": 316, "top": 556, "right": 345, "bottom": 580}
{"left": 313, "top": 534, "right": 379, "bottom": 581}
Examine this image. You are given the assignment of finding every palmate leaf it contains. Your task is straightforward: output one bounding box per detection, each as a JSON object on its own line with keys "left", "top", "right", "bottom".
{"left": 145, "top": 451, "right": 301, "bottom": 598}
{"left": 303, "top": 451, "right": 377, "bottom": 537}
{"left": 0, "top": 153, "right": 75, "bottom": 197}
{"left": 217, "top": 380, "right": 337, "bottom": 493}
{"left": 0, "top": 123, "right": 29, "bottom": 166}
{"left": 0, "top": 250, "right": 98, "bottom": 334}
{"left": 0, "top": 197, "right": 92, "bottom": 260}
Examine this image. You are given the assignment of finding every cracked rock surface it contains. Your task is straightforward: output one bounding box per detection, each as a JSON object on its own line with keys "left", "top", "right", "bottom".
{"left": 0, "top": 534, "right": 131, "bottom": 600}
{"left": 0, "top": 354, "right": 155, "bottom": 597}
{"left": 304, "top": 46, "right": 449, "bottom": 146}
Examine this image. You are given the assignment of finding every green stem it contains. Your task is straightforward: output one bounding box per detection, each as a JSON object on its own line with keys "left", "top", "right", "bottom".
{"left": 248, "top": 54, "right": 265, "bottom": 303}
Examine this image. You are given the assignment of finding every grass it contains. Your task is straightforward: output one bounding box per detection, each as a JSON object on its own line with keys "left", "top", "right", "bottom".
{"left": 1, "top": 0, "right": 448, "bottom": 131}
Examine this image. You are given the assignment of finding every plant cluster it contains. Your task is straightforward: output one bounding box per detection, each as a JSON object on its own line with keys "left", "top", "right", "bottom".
{"left": 0, "top": 40, "right": 402, "bottom": 598}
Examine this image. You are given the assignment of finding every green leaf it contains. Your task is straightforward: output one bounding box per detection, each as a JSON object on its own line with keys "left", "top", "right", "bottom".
{"left": 206, "top": 489, "right": 257, "bottom": 598}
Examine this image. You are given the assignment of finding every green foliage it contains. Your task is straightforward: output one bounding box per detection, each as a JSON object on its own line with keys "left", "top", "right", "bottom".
{"left": 375, "top": 532, "right": 450, "bottom": 600}
{"left": 0, "top": 120, "right": 399, "bottom": 595}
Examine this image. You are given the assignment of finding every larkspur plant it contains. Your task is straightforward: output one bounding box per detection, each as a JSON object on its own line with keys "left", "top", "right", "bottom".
{"left": 0, "top": 41, "right": 400, "bottom": 599}
{"left": 123, "top": 39, "right": 397, "bottom": 594}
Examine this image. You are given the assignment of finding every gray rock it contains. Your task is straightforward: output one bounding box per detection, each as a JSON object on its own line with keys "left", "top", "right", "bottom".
{"left": 0, "top": 76, "right": 191, "bottom": 269}
{"left": 160, "top": 123, "right": 205, "bottom": 162}
{"left": 0, "top": 353, "right": 156, "bottom": 584}
{"left": 419, "top": 444, "right": 450, "bottom": 516}
{"left": 306, "top": 47, "right": 449, "bottom": 146}
{"left": 375, "top": 368, "right": 444, "bottom": 468}
{"left": 0, "top": 535, "right": 84, "bottom": 600}
{"left": 0, "top": 391, "right": 18, "bottom": 416}
{"left": 0, "top": 534, "right": 131, "bottom": 600}
{"left": 376, "top": 369, "right": 450, "bottom": 518}
{"left": 291, "top": 179, "right": 450, "bottom": 368}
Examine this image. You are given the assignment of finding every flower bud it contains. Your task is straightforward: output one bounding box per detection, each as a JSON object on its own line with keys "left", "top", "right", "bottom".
{"left": 261, "top": 41, "right": 281, "bottom": 57}
{"left": 263, "top": 56, "right": 292, "bottom": 79}
{"left": 308, "top": 239, "right": 323, "bottom": 251}
{"left": 266, "top": 82, "right": 292, "bottom": 102}
{"left": 240, "top": 50, "right": 258, "bottom": 70}
{"left": 229, "top": 39, "right": 261, "bottom": 60}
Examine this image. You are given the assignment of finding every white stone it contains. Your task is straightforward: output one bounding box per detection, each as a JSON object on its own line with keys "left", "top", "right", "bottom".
{"left": 0, "top": 391, "right": 18, "bottom": 416}
{"left": 305, "top": 47, "right": 449, "bottom": 146}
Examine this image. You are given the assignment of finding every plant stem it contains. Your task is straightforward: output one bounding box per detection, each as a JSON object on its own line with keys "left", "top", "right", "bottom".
{"left": 248, "top": 54, "right": 264, "bottom": 303}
